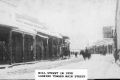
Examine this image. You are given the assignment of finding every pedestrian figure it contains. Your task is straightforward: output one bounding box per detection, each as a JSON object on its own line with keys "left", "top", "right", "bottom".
{"left": 113, "top": 49, "right": 119, "bottom": 64}
{"left": 85, "top": 47, "right": 91, "bottom": 59}
{"left": 75, "top": 52, "right": 78, "bottom": 58}
{"left": 68, "top": 50, "right": 70, "bottom": 58}
{"left": 118, "top": 51, "right": 120, "bottom": 65}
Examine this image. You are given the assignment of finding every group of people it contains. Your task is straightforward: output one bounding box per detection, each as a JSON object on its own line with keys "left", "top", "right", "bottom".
{"left": 74, "top": 47, "right": 120, "bottom": 64}
{"left": 74, "top": 47, "right": 92, "bottom": 60}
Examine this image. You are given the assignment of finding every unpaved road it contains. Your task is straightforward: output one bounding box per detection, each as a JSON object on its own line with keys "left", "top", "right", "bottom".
{"left": 3, "top": 54, "right": 120, "bottom": 79}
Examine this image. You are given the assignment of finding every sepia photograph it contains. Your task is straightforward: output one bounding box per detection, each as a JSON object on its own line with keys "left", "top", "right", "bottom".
{"left": 0, "top": 0, "right": 119, "bottom": 79}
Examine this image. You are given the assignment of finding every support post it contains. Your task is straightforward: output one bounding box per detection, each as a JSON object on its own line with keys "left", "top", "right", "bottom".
{"left": 52, "top": 38, "right": 54, "bottom": 59}
{"left": 41, "top": 38, "right": 44, "bottom": 60}
{"left": 33, "top": 35, "right": 36, "bottom": 61}
{"left": 9, "top": 29, "right": 12, "bottom": 65}
{"left": 57, "top": 39, "right": 59, "bottom": 56}
{"left": 46, "top": 38, "right": 49, "bottom": 59}
{"left": 22, "top": 33, "right": 25, "bottom": 62}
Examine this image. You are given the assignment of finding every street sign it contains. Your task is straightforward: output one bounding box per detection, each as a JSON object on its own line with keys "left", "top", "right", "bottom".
{"left": 103, "top": 27, "right": 113, "bottom": 38}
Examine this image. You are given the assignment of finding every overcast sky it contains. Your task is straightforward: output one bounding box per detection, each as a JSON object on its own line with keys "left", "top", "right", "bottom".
{"left": 17, "top": 0, "right": 116, "bottom": 49}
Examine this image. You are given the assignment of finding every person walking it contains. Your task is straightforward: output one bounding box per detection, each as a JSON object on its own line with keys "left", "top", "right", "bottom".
{"left": 75, "top": 52, "right": 78, "bottom": 58}
{"left": 113, "top": 48, "right": 119, "bottom": 63}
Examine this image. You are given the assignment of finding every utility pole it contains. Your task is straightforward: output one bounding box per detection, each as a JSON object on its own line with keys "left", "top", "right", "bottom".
{"left": 115, "top": 0, "right": 118, "bottom": 51}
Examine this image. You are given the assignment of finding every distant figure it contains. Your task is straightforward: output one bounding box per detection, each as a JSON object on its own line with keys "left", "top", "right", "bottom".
{"left": 68, "top": 49, "right": 70, "bottom": 58}
{"left": 85, "top": 47, "right": 88, "bottom": 54}
{"left": 75, "top": 52, "right": 78, "bottom": 58}
{"left": 103, "top": 48, "right": 107, "bottom": 56}
{"left": 85, "top": 47, "right": 91, "bottom": 59}
{"left": 113, "top": 49, "right": 119, "bottom": 63}
{"left": 80, "top": 47, "right": 91, "bottom": 60}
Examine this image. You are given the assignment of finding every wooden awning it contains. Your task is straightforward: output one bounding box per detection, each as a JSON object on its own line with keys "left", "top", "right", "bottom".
{"left": 37, "top": 34, "right": 48, "bottom": 39}
{"left": 36, "top": 27, "right": 62, "bottom": 38}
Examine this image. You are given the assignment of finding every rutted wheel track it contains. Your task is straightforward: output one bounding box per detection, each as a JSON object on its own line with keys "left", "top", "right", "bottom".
{"left": 0, "top": 58, "right": 83, "bottom": 78}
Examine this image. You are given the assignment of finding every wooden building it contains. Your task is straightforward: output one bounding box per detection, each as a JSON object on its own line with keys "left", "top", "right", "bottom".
{"left": 0, "top": 12, "right": 64, "bottom": 65}
{"left": 91, "top": 39, "right": 114, "bottom": 55}
{"left": 0, "top": 0, "right": 71, "bottom": 65}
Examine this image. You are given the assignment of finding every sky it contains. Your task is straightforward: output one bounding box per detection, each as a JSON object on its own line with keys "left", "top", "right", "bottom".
{"left": 15, "top": 0, "right": 116, "bottom": 50}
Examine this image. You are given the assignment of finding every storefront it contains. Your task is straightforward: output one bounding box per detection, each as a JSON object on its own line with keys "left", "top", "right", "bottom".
{"left": 0, "top": 12, "right": 64, "bottom": 65}
{"left": 0, "top": 25, "right": 12, "bottom": 64}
